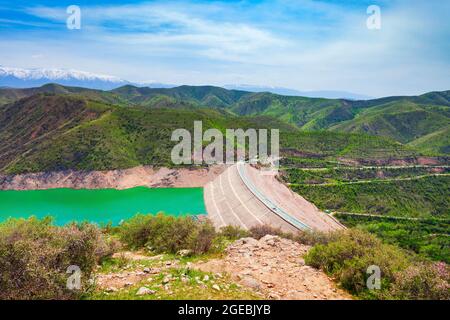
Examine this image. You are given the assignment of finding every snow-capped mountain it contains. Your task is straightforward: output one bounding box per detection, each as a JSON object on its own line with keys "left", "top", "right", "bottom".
{"left": 0, "top": 66, "right": 129, "bottom": 90}
{"left": 0, "top": 66, "right": 371, "bottom": 99}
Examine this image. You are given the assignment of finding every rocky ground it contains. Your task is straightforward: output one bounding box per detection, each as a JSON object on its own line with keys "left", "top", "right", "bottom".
{"left": 94, "top": 235, "right": 350, "bottom": 300}
{"left": 194, "top": 235, "right": 350, "bottom": 300}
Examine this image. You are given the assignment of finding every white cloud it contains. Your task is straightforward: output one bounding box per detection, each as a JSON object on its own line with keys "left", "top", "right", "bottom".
{"left": 6, "top": 0, "right": 449, "bottom": 96}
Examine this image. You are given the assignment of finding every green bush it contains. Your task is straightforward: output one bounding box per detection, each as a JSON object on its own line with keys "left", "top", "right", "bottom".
{"left": 336, "top": 214, "right": 450, "bottom": 263}
{"left": 218, "top": 225, "right": 250, "bottom": 240}
{"left": 293, "top": 229, "right": 337, "bottom": 246}
{"left": 0, "top": 217, "right": 114, "bottom": 300}
{"left": 188, "top": 219, "right": 217, "bottom": 254}
{"left": 117, "top": 213, "right": 216, "bottom": 254}
{"left": 305, "top": 229, "right": 410, "bottom": 297}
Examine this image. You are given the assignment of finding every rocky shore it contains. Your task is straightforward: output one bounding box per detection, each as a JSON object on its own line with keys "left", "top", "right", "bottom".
{"left": 0, "top": 165, "right": 226, "bottom": 190}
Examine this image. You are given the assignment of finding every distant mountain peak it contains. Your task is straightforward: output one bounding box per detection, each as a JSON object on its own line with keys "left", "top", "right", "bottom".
{"left": 0, "top": 66, "right": 125, "bottom": 82}
{"left": 0, "top": 66, "right": 128, "bottom": 90}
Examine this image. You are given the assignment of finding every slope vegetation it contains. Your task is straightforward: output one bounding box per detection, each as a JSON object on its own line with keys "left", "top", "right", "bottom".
{"left": 0, "top": 93, "right": 418, "bottom": 174}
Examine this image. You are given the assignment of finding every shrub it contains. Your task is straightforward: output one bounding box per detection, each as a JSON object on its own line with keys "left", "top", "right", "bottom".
{"left": 389, "top": 262, "right": 450, "bottom": 300}
{"left": 0, "top": 217, "right": 113, "bottom": 300}
{"left": 305, "top": 229, "right": 410, "bottom": 296}
{"left": 218, "top": 225, "right": 250, "bottom": 240}
{"left": 293, "top": 230, "right": 337, "bottom": 246}
{"left": 249, "top": 224, "right": 293, "bottom": 240}
{"left": 188, "top": 220, "right": 217, "bottom": 254}
{"left": 117, "top": 213, "right": 217, "bottom": 254}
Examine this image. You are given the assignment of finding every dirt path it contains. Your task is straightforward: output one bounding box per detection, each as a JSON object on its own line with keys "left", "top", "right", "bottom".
{"left": 332, "top": 211, "right": 450, "bottom": 221}
{"left": 96, "top": 251, "right": 180, "bottom": 291}
{"left": 194, "top": 235, "right": 351, "bottom": 300}
{"left": 289, "top": 173, "right": 450, "bottom": 187}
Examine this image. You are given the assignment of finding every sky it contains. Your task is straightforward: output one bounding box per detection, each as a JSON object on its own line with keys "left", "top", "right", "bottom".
{"left": 0, "top": 0, "right": 449, "bottom": 97}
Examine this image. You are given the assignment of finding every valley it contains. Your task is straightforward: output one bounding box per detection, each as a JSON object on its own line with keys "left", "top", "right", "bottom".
{"left": 0, "top": 83, "right": 448, "bottom": 300}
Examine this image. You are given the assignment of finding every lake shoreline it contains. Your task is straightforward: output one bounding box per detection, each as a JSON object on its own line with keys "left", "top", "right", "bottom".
{"left": 0, "top": 165, "right": 226, "bottom": 191}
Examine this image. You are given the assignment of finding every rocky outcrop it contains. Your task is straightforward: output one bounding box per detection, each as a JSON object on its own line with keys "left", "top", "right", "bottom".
{"left": 194, "top": 235, "right": 351, "bottom": 300}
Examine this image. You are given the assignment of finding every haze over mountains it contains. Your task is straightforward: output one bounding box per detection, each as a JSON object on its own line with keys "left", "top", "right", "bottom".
{"left": 1, "top": 66, "right": 370, "bottom": 100}
{"left": 223, "top": 85, "right": 373, "bottom": 100}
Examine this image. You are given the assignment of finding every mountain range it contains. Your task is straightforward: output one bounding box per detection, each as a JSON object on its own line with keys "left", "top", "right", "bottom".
{"left": 0, "top": 83, "right": 448, "bottom": 174}
{"left": 0, "top": 66, "right": 370, "bottom": 100}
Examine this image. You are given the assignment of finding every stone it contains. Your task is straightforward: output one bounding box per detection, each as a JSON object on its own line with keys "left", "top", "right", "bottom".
{"left": 269, "top": 293, "right": 280, "bottom": 300}
{"left": 177, "top": 249, "right": 193, "bottom": 257}
{"left": 238, "top": 237, "right": 260, "bottom": 246}
{"left": 241, "top": 277, "right": 261, "bottom": 291}
{"left": 212, "top": 284, "right": 221, "bottom": 291}
{"left": 136, "top": 287, "right": 155, "bottom": 296}
{"left": 202, "top": 275, "right": 210, "bottom": 282}
{"left": 143, "top": 267, "right": 151, "bottom": 273}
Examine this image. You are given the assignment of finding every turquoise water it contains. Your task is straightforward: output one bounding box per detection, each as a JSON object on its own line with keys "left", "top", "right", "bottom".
{"left": 0, "top": 187, "right": 206, "bottom": 226}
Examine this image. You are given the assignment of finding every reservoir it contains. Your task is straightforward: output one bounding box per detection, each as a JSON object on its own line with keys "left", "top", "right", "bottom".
{"left": 0, "top": 187, "right": 206, "bottom": 226}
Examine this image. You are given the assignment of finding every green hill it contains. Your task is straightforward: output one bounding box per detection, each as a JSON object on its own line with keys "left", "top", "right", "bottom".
{"left": 408, "top": 126, "right": 450, "bottom": 155}
{"left": 0, "top": 93, "right": 418, "bottom": 174}
{"left": 330, "top": 101, "right": 450, "bottom": 143}
{"left": 1, "top": 84, "right": 448, "bottom": 157}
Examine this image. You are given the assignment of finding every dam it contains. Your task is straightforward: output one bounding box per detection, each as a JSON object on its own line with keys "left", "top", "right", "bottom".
{"left": 204, "top": 163, "right": 344, "bottom": 233}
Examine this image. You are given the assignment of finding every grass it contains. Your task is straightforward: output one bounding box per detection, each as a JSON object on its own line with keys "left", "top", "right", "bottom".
{"left": 89, "top": 255, "right": 260, "bottom": 300}
{"left": 292, "top": 175, "right": 450, "bottom": 218}
{"left": 409, "top": 126, "right": 450, "bottom": 155}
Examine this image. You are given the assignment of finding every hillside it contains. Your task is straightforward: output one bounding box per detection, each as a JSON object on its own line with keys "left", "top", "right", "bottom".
{"left": 408, "top": 126, "right": 450, "bottom": 155}
{"left": 292, "top": 175, "right": 450, "bottom": 219}
{"left": 1, "top": 84, "right": 447, "bottom": 155}
{"left": 0, "top": 93, "right": 419, "bottom": 174}
{"left": 330, "top": 101, "right": 449, "bottom": 144}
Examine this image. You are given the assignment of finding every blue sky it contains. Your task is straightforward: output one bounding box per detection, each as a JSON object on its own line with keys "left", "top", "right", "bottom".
{"left": 0, "top": 0, "right": 449, "bottom": 97}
